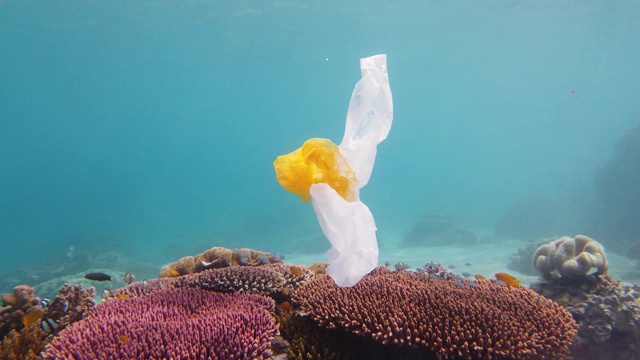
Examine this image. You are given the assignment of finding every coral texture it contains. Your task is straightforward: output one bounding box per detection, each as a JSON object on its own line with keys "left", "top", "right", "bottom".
{"left": 158, "top": 246, "right": 284, "bottom": 277}
{"left": 533, "top": 235, "right": 608, "bottom": 279}
{"left": 43, "top": 284, "right": 95, "bottom": 335}
{"left": 113, "top": 263, "right": 315, "bottom": 308}
{"left": 0, "top": 323, "right": 47, "bottom": 360}
{"left": 43, "top": 288, "right": 278, "bottom": 360}
{"left": 531, "top": 275, "right": 640, "bottom": 360}
{"left": 176, "top": 263, "right": 314, "bottom": 301}
{"left": 0, "top": 285, "right": 41, "bottom": 340}
{"left": 417, "top": 261, "right": 457, "bottom": 281}
{"left": 293, "top": 267, "right": 578, "bottom": 359}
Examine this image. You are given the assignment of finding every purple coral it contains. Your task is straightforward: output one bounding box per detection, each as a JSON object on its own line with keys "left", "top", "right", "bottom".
{"left": 43, "top": 288, "right": 278, "bottom": 360}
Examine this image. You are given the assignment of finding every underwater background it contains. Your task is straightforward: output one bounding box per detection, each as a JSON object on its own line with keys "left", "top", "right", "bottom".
{"left": 1, "top": 0, "right": 639, "bottom": 294}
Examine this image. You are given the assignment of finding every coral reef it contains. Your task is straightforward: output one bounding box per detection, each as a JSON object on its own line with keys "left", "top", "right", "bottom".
{"left": 293, "top": 267, "right": 577, "bottom": 359}
{"left": 43, "top": 288, "right": 280, "bottom": 359}
{"left": 533, "top": 235, "right": 608, "bottom": 279}
{"left": 402, "top": 214, "right": 477, "bottom": 247}
{"left": 42, "top": 284, "right": 95, "bottom": 335}
{"left": 417, "top": 261, "right": 457, "bottom": 280}
{"left": 176, "top": 263, "right": 315, "bottom": 303}
{"left": 278, "top": 310, "right": 438, "bottom": 360}
{"left": 0, "top": 285, "right": 41, "bottom": 341}
{"left": 507, "top": 240, "right": 548, "bottom": 276}
{"left": 158, "top": 246, "right": 284, "bottom": 277}
{"left": 0, "top": 283, "right": 94, "bottom": 358}
{"left": 0, "top": 323, "right": 47, "bottom": 360}
{"left": 113, "top": 263, "right": 315, "bottom": 307}
{"left": 531, "top": 275, "right": 640, "bottom": 360}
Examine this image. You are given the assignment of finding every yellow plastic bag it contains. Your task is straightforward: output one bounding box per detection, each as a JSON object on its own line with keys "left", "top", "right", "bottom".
{"left": 274, "top": 138, "right": 358, "bottom": 203}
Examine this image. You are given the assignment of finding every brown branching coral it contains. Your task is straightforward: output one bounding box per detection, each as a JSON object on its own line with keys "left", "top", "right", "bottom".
{"left": 0, "top": 323, "right": 47, "bottom": 360}
{"left": 0, "top": 284, "right": 94, "bottom": 359}
{"left": 43, "top": 284, "right": 95, "bottom": 335}
{"left": 293, "top": 267, "right": 578, "bottom": 360}
{"left": 158, "top": 246, "right": 284, "bottom": 277}
{"left": 0, "top": 285, "right": 41, "bottom": 341}
{"left": 277, "top": 310, "right": 438, "bottom": 360}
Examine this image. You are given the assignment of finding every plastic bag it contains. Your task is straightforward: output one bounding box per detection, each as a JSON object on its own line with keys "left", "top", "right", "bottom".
{"left": 274, "top": 54, "right": 393, "bottom": 287}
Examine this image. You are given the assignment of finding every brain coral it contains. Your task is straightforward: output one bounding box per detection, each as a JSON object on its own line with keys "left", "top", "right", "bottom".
{"left": 43, "top": 288, "right": 278, "bottom": 360}
{"left": 292, "top": 267, "right": 578, "bottom": 360}
{"left": 533, "top": 235, "right": 608, "bottom": 279}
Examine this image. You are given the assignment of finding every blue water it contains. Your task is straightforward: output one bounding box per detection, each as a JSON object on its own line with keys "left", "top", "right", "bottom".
{"left": 1, "top": 1, "right": 639, "bottom": 284}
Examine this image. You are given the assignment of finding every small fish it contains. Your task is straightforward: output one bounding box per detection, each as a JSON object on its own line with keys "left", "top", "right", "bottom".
{"left": 40, "top": 297, "right": 51, "bottom": 309}
{"left": 454, "top": 281, "right": 464, "bottom": 287}
{"left": 280, "top": 301, "right": 292, "bottom": 311}
{"left": 63, "top": 300, "right": 69, "bottom": 313}
{"left": 118, "top": 335, "right": 130, "bottom": 343}
{"left": 289, "top": 266, "right": 303, "bottom": 276}
{"left": 394, "top": 262, "right": 410, "bottom": 271}
{"left": 141, "top": 279, "right": 149, "bottom": 292}
{"left": 168, "top": 269, "right": 180, "bottom": 277}
{"left": 23, "top": 310, "right": 43, "bottom": 327}
{"left": 84, "top": 272, "right": 113, "bottom": 282}
{"left": 464, "top": 262, "right": 473, "bottom": 266}
{"left": 535, "top": 296, "right": 546, "bottom": 306}
{"left": 102, "top": 288, "right": 113, "bottom": 301}
{"left": 41, "top": 318, "right": 59, "bottom": 333}
{"left": 384, "top": 261, "right": 390, "bottom": 268}
{"left": 570, "top": 90, "right": 575, "bottom": 94}
{"left": 430, "top": 274, "right": 439, "bottom": 280}
{"left": 448, "top": 264, "right": 457, "bottom": 269}
{"left": 419, "top": 272, "right": 429, "bottom": 281}
{"left": 474, "top": 274, "right": 486, "bottom": 280}
{"left": 461, "top": 272, "right": 472, "bottom": 277}
{"left": 123, "top": 273, "right": 135, "bottom": 284}
{"left": 238, "top": 257, "right": 249, "bottom": 265}
{"left": 468, "top": 281, "right": 477, "bottom": 286}
{"left": 456, "top": 274, "right": 466, "bottom": 280}
{"left": 495, "top": 272, "right": 520, "bottom": 287}
{"left": 115, "top": 294, "right": 130, "bottom": 300}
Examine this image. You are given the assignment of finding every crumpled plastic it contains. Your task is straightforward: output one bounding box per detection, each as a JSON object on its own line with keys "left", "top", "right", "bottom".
{"left": 274, "top": 54, "right": 393, "bottom": 287}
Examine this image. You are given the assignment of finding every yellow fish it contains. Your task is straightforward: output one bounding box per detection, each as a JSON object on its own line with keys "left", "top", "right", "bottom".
{"left": 495, "top": 272, "right": 520, "bottom": 287}
{"left": 289, "top": 266, "right": 302, "bottom": 276}
{"left": 22, "top": 310, "right": 43, "bottom": 327}
{"left": 168, "top": 269, "right": 180, "bottom": 277}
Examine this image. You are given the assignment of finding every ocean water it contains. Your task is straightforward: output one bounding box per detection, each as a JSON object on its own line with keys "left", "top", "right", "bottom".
{"left": 1, "top": 0, "right": 639, "bottom": 293}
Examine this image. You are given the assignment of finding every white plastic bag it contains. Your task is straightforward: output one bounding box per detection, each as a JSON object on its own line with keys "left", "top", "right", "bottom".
{"left": 310, "top": 54, "right": 393, "bottom": 287}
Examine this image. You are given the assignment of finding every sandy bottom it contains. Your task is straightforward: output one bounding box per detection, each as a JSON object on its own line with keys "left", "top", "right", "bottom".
{"left": 286, "top": 236, "right": 640, "bottom": 287}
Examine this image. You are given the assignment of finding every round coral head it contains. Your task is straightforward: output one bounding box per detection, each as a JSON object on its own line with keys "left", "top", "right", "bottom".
{"left": 274, "top": 138, "right": 358, "bottom": 202}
